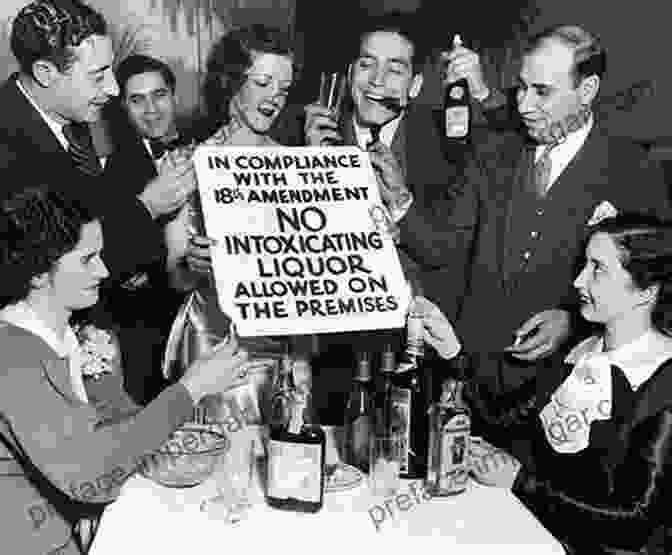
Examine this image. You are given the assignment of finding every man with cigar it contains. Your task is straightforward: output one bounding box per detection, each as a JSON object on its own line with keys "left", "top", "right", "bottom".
{"left": 294, "top": 12, "right": 466, "bottom": 419}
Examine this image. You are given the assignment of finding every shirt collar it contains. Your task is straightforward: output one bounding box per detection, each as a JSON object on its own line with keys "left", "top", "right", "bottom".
{"left": 565, "top": 330, "right": 672, "bottom": 390}
{"left": 352, "top": 114, "right": 402, "bottom": 150}
{"left": 0, "top": 300, "right": 78, "bottom": 358}
{"left": 535, "top": 113, "right": 593, "bottom": 162}
{"left": 15, "top": 78, "right": 69, "bottom": 151}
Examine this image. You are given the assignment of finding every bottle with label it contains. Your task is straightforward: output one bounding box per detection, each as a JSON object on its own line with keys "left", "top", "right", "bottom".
{"left": 269, "top": 354, "right": 295, "bottom": 430}
{"left": 266, "top": 388, "right": 326, "bottom": 513}
{"left": 444, "top": 34, "right": 471, "bottom": 141}
{"left": 426, "top": 353, "right": 471, "bottom": 496}
{"left": 390, "top": 308, "right": 430, "bottom": 479}
{"left": 344, "top": 351, "right": 375, "bottom": 472}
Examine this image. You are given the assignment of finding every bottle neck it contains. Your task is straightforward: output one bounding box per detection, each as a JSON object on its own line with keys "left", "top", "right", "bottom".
{"left": 288, "top": 399, "right": 306, "bottom": 434}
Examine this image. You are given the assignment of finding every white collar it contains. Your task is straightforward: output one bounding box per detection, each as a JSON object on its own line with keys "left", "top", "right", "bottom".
{"left": 352, "top": 114, "right": 402, "bottom": 150}
{"left": 0, "top": 301, "right": 88, "bottom": 403}
{"left": 15, "top": 78, "right": 69, "bottom": 151}
{"left": 565, "top": 330, "right": 672, "bottom": 390}
{"left": 534, "top": 114, "right": 594, "bottom": 192}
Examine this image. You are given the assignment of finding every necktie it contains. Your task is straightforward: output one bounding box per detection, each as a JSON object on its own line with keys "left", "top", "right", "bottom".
{"left": 532, "top": 144, "right": 556, "bottom": 198}
{"left": 63, "top": 123, "right": 102, "bottom": 177}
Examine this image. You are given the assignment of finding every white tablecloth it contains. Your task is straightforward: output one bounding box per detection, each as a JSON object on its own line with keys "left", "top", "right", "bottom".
{"left": 90, "top": 427, "right": 566, "bottom": 555}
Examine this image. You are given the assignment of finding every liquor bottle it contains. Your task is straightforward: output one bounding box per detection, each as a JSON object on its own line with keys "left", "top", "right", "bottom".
{"left": 266, "top": 388, "right": 326, "bottom": 513}
{"left": 269, "top": 355, "right": 295, "bottom": 430}
{"left": 390, "top": 308, "right": 430, "bottom": 479}
{"left": 444, "top": 34, "right": 471, "bottom": 141}
{"left": 376, "top": 344, "right": 396, "bottom": 435}
{"left": 344, "top": 351, "right": 375, "bottom": 472}
{"left": 426, "top": 354, "right": 471, "bottom": 496}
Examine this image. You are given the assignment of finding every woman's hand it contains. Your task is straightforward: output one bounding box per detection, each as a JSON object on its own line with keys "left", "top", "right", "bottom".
{"left": 413, "top": 296, "right": 461, "bottom": 359}
{"left": 468, "top": 437, "right": 521, "bottom": 489}
{"left": 179, "top": 337, "right": 271, "bottom": 403}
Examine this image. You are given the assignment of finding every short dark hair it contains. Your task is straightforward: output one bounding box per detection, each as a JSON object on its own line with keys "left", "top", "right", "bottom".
{"left": 588, "top": 212, "right": 672, "bottom": 336}
{"left": 11, "top": 0, "right": 107, "bottom": 76}
{"left": 0, "top": 188, "right": 96, "bottom": 308}
{"left": 354, "top": 11, "right": 427, "bottom": 75}
{"left": 115, "top": 54, "right": 177, "bottom": 98}
{"left": 202, "top": 24, "right": 298, "bottom": 130}
{"left": 524, "top": 24, "right": 606, "bottom": 86}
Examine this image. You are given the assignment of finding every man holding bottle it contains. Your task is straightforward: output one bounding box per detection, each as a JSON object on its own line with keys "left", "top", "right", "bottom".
{"left": 390, "top": 25, "right": 671, "bottom": 465}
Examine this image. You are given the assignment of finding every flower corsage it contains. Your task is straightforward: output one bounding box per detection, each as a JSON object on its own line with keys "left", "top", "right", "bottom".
{"left": 74, "top": 324, "right": 121, "bottom": 380}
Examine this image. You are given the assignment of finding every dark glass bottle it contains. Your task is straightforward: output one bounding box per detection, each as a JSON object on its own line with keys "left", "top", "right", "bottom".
{"left": 426, "top": 354, "right": 471, "bottom": 496}
{"left": 444, "top": 35, "right": 471, "bottom": 142}
{"left": 344, "top": 351, "right": 375, "bottom": 472}
{"left": 390, "top": 308, "right": 430, "bottom": 479}
{"left": 266, "top": 389, "right": 326, "bottom": 513}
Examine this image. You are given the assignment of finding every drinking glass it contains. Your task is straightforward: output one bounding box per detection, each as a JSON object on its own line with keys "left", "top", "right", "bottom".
{"left": 200, "top": 435, "right": 256, "bottom": 524}
{"left": 318, "top": 71, "right": 348, "bottom": 120}
{"left": 369, "top": 434, "right": 402, "bottom": 497}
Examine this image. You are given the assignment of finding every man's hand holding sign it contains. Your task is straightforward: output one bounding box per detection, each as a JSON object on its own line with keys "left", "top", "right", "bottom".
{"left": 191, "top": 146, "right": 411, "bottom": 337}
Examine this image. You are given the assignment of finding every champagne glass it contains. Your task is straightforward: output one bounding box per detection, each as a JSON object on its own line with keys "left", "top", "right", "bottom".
{"left": 318, "top": 71, "right": 348, "bottom": 122}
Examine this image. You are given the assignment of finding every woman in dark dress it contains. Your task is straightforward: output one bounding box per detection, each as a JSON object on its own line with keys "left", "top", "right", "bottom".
{"left": 418, "top": 213, "right": 672, "bottom": 554}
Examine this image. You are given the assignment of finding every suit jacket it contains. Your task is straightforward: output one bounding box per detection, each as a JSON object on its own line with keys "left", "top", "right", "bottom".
{"left": 101, "top": 122, "right": 189, "bottom": 404}
{"left": 0, "top": 74, "right": 166, "bottom": 285}
{"left": 399, "top": 125, "right": 671, "bottom": 397}
{"left": 0, "top": 323, "right": 193, "bottom": 555}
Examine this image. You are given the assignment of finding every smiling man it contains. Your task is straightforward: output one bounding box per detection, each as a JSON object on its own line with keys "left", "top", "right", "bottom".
{"left": 0, "top": 0, "right": 198, "bottom": 286}
{"left": 393, "top": 24, "right": 671, "bottom": 464}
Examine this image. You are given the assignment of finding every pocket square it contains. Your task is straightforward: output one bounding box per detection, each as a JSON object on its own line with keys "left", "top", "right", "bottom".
{"left": 587, "top": 200, "right": 618, "bottom": 226}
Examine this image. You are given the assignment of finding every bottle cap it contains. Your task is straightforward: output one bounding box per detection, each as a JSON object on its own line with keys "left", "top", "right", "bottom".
{"left": 355, "top": 351, "right": 372, "bottom": 380}
{"left": 380, "top": 345, "right": 396, "bottom": 373}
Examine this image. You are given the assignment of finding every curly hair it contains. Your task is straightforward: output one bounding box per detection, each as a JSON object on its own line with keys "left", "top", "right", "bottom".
{"left": 201, "top": 24, "right": 298, "bottom": 135}
{"left": 589, "top": 213, "right": 672, "bottom": 336}
{"left": 0, "top": 188, "right": 96, "bottom": 308}
{"left": 10, "top": 0, "right": 107, "bottom": 76}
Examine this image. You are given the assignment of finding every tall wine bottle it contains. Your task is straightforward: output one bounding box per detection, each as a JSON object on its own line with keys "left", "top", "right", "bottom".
{"left": 344, "top": 351, "right": 375, "bottom": 472}
{"left": 444, "top": 34, "right": 471, "bottom": 141}
{"left": 266, "top": 388, "right": 326, "bottom": 513}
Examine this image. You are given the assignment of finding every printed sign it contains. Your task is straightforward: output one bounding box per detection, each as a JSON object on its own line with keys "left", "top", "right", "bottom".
{"left": 192, "top": 146, "right": 410, "bottom": 336}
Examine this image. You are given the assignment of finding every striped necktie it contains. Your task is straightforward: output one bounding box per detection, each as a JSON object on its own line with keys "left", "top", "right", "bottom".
{"left": 63, "top": 123, "right": 103, "bottom": 177}
{"left": 532, "top": 143, "right": 558, "bottom": 198}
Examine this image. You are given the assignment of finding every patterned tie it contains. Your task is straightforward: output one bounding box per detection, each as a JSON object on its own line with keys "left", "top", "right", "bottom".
{"left": 532, "top": 144, "right": 556, "bottom": 198}
{"left": 149, "top": 135, "right": 182, "bottom": 160}
{"left": 62, "top": 123, "right": 102, "bottom": 177}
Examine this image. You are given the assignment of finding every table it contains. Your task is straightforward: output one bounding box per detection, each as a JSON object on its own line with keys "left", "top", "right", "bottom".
{"left": 90, "top": 427, "right": 566, "bottom": 555}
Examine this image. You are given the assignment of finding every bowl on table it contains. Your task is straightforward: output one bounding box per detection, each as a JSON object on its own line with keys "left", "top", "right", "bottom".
{"left": 140, "top": 426, "right": 230, "bottom": 488}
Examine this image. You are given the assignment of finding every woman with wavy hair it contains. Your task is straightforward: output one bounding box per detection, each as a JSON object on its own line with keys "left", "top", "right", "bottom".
{"left": 162, "top": 24, "right": 304, "bottom": 421}
{"left": 0, "top": 188, "right": 261, "bottom": 554}
{"left": 417, "top": 213, "right": 672, "bottom": 554}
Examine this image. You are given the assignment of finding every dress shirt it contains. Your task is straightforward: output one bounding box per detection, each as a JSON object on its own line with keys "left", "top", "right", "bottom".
{"left": 353, "top": 115, "right": 401, "bottom": 150}
{"left": 0, "top": 301, "right": 88, "bottom": 403}
{"left": 533, "top": 115, "right": 593, "bottom": 193}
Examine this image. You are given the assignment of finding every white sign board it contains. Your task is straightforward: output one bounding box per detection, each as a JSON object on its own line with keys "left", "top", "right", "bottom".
{"left": 192, "top": 146, "right": 411, "bottom": 337}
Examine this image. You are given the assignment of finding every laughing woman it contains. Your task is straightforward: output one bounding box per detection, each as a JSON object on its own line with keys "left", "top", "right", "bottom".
{"left": 0, "top": 188, "right": 262, "bottom": 554}
{"left": 418, "top": 213, "right": 672, "bottom": 554}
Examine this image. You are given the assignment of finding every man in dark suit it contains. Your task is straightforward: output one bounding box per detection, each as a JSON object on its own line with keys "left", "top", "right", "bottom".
{"left": 393, "top": 25, "right": 671, "bottom": 455}
{"left": 102, "top": 54, "right": 192, "bottom": 404}
{"left": 291, "top": 12, "right": 464, "bottom": 419}
{"left": 0, "top": 0, "right": 195, "bottom": 286}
